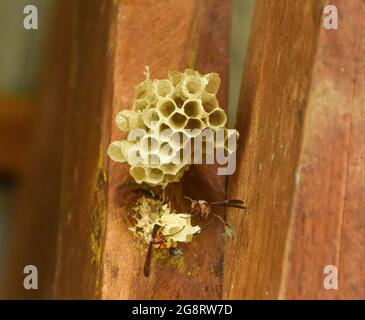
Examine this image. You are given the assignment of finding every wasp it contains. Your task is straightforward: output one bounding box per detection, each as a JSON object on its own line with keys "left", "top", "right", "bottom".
{"left": 185, "top": 197, "right": 246, "bottom": 237}
{"left": 144, "top": 224, "right": 185, "bottom": 277}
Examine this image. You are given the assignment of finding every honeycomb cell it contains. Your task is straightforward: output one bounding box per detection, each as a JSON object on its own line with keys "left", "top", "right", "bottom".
{"left": 170, "top": 131, "right": 189, "bottom": 149}
{"left": 159, "top": 122, "right": 173, "bottom": 142}
{"left": 160, "top": 163, "right": 179, "bottom": 174}
{"left": 173, "top": 95, "right": 185, "bottom": 108}
{"left": 158, "top": 99, "right": 177, "bottom": 118}
{"left": 142, "top": 108, "right": 160, "bottom": 128}
{"left": 168, "top": 70, "right": 183, "bottom": 86}
{"left": 204, "top": 73, "right": 220, "bottom": 95}
{"left": 154, "top": 79, "right": 174, "bottom": 98}
{"left": 201, "top": 93, "right": 219, "bottom": 114}
{"left": 130, "top": 166, "right": 147, "bottom": 183}
{"left": 159, "top": 142, "right": 175, "bottom": 162}
{"left": 181, "top": 76, "right": 204, "bottom": 98}
{"left": 183, "top": 99, "right": 203, "bottom": 118}
{"left": 108, "top": 141, "right": 125, "bottom": 162}
{"left": 169, "top": 111, "right": 188, "bottom": 130}
{"left": 140, "top": 135, "right": 159, "bottom": 154}
{"left": 133, "top": 98, "right": 149, "bottom": 111}
{"left": 184, "top": 118, "right": 204, "bottom": 132}
{"left": 207, "top": 109, "right": 227, "bottom": 128}
{"left": 115, "top": 110, "right": 132, "bottom": 131}
{"left": 146, "top": 168, "right": 164, "bottom": 184}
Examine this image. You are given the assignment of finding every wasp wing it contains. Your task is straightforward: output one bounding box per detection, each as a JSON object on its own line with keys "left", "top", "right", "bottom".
{"left": 210, "top": 200, "right": 246, "bottom": 209}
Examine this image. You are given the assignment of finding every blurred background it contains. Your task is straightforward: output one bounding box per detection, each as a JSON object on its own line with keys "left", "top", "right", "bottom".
{"left": 0, "top": 0, "right": 254, "bottom": 292}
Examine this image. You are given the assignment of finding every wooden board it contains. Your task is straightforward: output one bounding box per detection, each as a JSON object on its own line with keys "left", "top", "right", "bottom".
{"left": 1, "top": 0, "right": 231, "bottom": 299}
{"left": 102, "top": 0, "right": 231, "bottom": 300}
{"left": 1, "top": 0, "right": 117, "bottom": 299}
{"left": 282, "top": 0, "right": 365, "bottom": 299}
{"left": 0, "top": 95, "right": 34, "bottom": 176}
{"left": 223, "top": 0, "right": 365, "bottom": 299}
{"left": 223, "top": 0, "right": 325, "bottom": 299}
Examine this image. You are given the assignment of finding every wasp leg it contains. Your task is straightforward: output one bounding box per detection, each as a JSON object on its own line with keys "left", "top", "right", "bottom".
{"left": 212, "top": 213, "right": 229, "bottom": 228}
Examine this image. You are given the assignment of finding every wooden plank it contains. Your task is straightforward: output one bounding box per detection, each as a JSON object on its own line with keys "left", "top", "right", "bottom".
{"left": 0, "top": 95, "right": 34, "bottom": 175}
{"left": 223, "top": 0, "right": 325, "bottom": 299}
{"left": 1, "top": 0, "right": 117, "bottom": 299}
{"left": 282, "top": 0, "right": 365, "bottom": 299}
{"left": 102, "top": 0, "right": 231, "bottom": 300}
{"left": 2, "top": 0, "right": 231, "bottom": 299}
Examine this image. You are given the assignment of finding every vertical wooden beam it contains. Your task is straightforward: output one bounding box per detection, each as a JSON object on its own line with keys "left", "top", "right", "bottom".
{"left": 282, "top": 0, "right": 365, "bottom": 299}
{"left": 102, "top": 0, "right": 231, "bottom": 300}
{"left": 2, "top": 0, "right": 231, "bottom": 299}
{"left": 1, "top": 0, "right": 117, "bottom": 299}
{"left": 224, "top": 0, "right": 365, "bottom": 300}
{"left": 223, "top": 0, "right": 324, "bottom": 299}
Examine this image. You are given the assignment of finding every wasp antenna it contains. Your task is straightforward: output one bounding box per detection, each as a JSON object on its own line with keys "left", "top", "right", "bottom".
{"left": 184, "top": 196, "right": 194, "bottom": 203}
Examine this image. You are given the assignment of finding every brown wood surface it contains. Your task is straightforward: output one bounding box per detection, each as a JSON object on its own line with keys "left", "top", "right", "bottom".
{"left": 102, "top": 0, "right": 231, "bottom": 300}
{"left": 282, "top": 0, "right": 365, "bottom": 299}
{"left": 3, "top": 0, "right": 365, "bottom": 300}
{"left": 1, "top": 0, "right": 231, "bottom": 299}
{"left": 223, "top": 0, "right": 325, "bottom": 299}
{"left": 223, "top": 0, "right": 365, "bottom": 299}
{"left": 0, "top": 95, "right": 34, "bottom": 176}
{"left": 1, "top": 0, "right": 117, "bottom": 299}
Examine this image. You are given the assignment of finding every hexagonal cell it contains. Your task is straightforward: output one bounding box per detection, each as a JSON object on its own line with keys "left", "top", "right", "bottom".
{"left": 159, "top": 122, "right": 173, "bottom": 141}
{"left": 182, "top": 76, "right": 204, "bottom": 98}
{"left": 158, "top": 98, "right": 177, "bottom": 118}
{"left": 133, "top": 98, "right": 149, "bottom": 111}
{"left": 183, "top": 99, "right": 204, "bottom": 118}
{"left": 163, "top": 173, "right": 177, "bottom": 183}
{"left": 169, "top": 111, "right": 188, "bottom": 130}
{"left": 107, "top": 141, "right": 125, "bottom": 162}
{"left": 135, "top": 82, "right": 149, "bottom": 100}
{"left": 168, "top": 70, "right": 183, "bottom": 86}
{"left": 184, "top": 69, "right": 200, "bottom": 77}
{"left": 159, "top": 142, "right": 175, "bottom": 162}
{"left": 173, "top": 95, "right": 185, "bottom": 109}
{"left": 130, "top": 166, "right": 147, "bottom": 183}
{"left": 207, "top": 109, "right": 227, "bottom": 128}
{"left": 115, "top": 110, "right": 132, "bottom": 131}
{"left": 204, "top": 73, "right": 220, "bottom": 95}
{"left": 184, "top": 118, "right": 204, "bottom": 131}
{"left": 160, "top": 163, "right": 179, "bottom": 175}
{"left": 170, "top": 131, "right": 189, "bottom": 149}
{"left": 146, "top": 168, "right": 164, "bottom": 184}
{"left": 201, "top": 93, "right": 219, "bottom": 114}
{"left": 140, "top": 135, "right": 160, "bottom": 154}
{"left": 154, "top": 79, "right": 174, "bottom": 98}
{"left": 142, "top": 108, "right": 160, "bottom": 128}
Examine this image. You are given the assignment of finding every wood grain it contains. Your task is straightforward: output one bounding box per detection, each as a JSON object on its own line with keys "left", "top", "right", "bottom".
{"left": 223, "top": 0, "right": 325, "bottom": 299}
{"left": 102, "top": 0, "right": 231, "bottom": 300}
{"left": 1, "top": 0, "right": 117, "bottom": 299}
{"left": 0, "top": 95, "right": 34, "bottom": 176}
{"left": 282, "top": 0, "right": 365, "bottom": 299}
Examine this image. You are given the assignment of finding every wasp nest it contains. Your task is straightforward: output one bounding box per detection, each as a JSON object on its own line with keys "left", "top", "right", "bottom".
{"left": 129, "top": 196, "right": 200, "bottom": 248}
{"left": 108, "top": 68, "right": 236, "bottom": 186}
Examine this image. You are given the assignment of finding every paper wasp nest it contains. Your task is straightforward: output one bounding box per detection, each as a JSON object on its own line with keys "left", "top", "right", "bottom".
{"left": 108, "top": 68, "right": 236, "bottom": 186}
{"left": 129, "top": 196, "right": 201, "bottom": 248}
